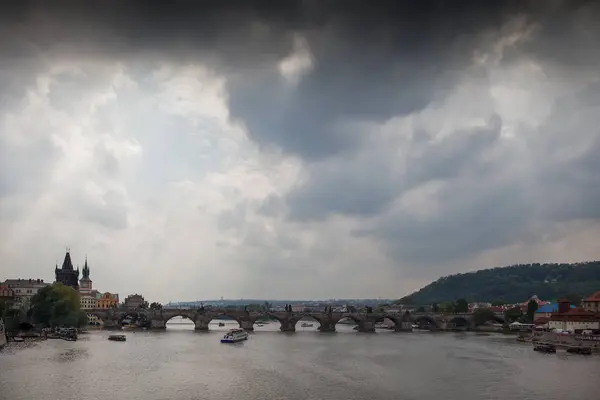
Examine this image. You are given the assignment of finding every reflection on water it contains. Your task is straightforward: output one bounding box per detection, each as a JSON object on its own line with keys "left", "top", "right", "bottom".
{"left": 1, "top": 331, "right": 598, "bottom": 400}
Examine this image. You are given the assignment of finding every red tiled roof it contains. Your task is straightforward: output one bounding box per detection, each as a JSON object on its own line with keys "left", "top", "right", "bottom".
{"left": 550, "top": 307, "right": 600, "bottom": 322}
{"left": 584, "top": 290, "right": 600, "bottom": 302}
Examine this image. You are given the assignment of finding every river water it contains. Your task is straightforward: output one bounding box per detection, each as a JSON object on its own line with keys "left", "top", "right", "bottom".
{"left": 1, "top": 322, "right": 598, "bottom": 400}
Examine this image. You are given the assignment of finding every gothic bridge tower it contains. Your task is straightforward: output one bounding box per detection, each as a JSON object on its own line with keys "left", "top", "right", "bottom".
{"left": 55, "top": 248, "right": 80, "bottom": 290}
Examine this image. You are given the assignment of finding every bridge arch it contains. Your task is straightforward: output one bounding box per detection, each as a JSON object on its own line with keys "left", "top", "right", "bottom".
{"left": 472, "top": 313, "right": 505, "bottom": 327}
{"left": 294, "top": 315, "right": 321, "bottom": 330}
{"left": 208, "top": 314, "right": 242, "bottom": 329}
{"left": 447, "top": 316, "right": 471, "bottom": 329}
{"left": 164, "top": 314, "right": 195, "bottom": 330}
{"left": 376, "top": 315, "right": 401, "bottom": 330}
{"left": 412, "top": 315, "right": 440, "bottom": 329}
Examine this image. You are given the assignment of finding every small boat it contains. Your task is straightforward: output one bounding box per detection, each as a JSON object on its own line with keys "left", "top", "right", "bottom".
{"left": 533, "top": 344, "right": 556, "bottom": 353}
{"left": 108, "top": 334, "right": 126, "bottom": 342}
{"left": 218, "top": 322, "right": 225, "bottom": 327}
{"left": 256, "top": 323, "right": 264, "bottom": 327}
{"left": 13, "top": 336, "right": 25, "bottom": 342}
{"left": 220, "top": 328, "right": 248, "bottom": 343}
{"left": 0, "top": 318, "right": 6, "bottom": 349}
{"left": 301, "top": 323, "right": 314, "bottom": 328}
{"left": 566, "top": 346, "right": 592, "bottom": 355}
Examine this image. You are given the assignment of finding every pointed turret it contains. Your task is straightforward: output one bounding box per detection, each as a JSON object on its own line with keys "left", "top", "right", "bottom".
{"left": 82, "top": 257, "right": 90, "bottom": 279}
{"left": 61, "top": 251, "right": 74, "bottom": 271}
{"left": 55, "top": 248, "right": 80, "bottom": 289}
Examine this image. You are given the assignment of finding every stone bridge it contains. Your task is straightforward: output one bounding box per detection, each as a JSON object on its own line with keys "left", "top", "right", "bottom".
{"left": 88, "top": 308, "right": 505, "bottom": 333}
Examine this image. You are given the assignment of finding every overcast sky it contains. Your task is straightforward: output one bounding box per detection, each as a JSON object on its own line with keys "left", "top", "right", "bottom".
{"left": 1, "top": 1, "right": 599, "bottom": 303}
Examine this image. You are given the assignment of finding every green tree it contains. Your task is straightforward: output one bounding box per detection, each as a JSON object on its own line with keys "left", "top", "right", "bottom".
{"left": 526, "top": 300, "right": 538, "bottom": 322}
{"left": 29, "top": 283, "right": 86, "bottom": 328}
{"left": 439, "top": 302, "right": 455, "bottom": 313}
{"left": 150, "top": 302, "right": 162, "bottom": 310}
{"left": 416, "top": 306, "right": 426, "bottom": 312}
{"left": 472, "top": 308, "right": 496, "bottom": 326}
{"left": 454, "top": 298, "right": 469, "bottom": 313}
{"left": 504, "top": 306, "right": 523, "bottom": 323}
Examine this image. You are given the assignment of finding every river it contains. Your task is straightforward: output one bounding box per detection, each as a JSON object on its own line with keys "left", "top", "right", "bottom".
{"left": 1, "top": 322, "right": 598, "bottom": 400}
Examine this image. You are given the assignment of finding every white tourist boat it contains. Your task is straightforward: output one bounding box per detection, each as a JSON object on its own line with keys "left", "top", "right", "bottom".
{"left": 220, "top": 328, "right": 248, "bottom": 343}
{"left": 0, "top": 318, "right": 7, "bottom": 349}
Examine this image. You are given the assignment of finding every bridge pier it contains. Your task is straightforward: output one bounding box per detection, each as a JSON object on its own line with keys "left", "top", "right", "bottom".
{"left": 240, "top": 319, "right": 254, "bottom": 331}
{"left": 150, "top": 318, "right": 166, "bottom": 329}
{"left": 194, "top": 318, "right": 210, "bottom": 331}
{"left": 318, "top": 320, "right": 336, "bottom": 332}
{"left": 279, "top": 318, "right": 296, "bottom": 332}
{"left": 356, "top": 320, "right": 376, "bottom": 333}
{"left": 394, "top": 321, "right": 413, "bottom": 332}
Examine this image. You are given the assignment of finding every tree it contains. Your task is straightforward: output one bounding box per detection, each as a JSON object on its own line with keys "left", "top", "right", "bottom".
{"left": 439, "top": 302, "right": 455, "bottom": 313}
{"left": 29, "top": 283, "right": 87, "bottom": 328}
{"left": 454, "top": 298, "right": 469, "bottom": 313}
{"left": 150, "top": 302, "right": 162, "bottom": 310}
{"left": 138, "top": 301, "right": 149, "bottom": 310}
{"left": 526, "top": 299, "right": 538, "bottom": 322}
{"left": 472, "top": 308, "right": 497, "bottom": 326}
{"left": 504, "top": 306, "right": 523, "bottom": 323}
{"left": 416, "top": 306, "right": 426, "bottom": 312}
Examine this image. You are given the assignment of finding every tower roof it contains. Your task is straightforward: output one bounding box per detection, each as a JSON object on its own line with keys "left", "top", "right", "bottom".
{"left": 61, "top": 251, "right": 74, "bottom": 271}
{"left": 82, "top": 256, "right": 90, "bottom": 279}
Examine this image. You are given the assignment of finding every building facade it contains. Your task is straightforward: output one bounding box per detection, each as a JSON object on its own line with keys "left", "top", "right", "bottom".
{"left": 2, "top": 279, "right": 49, "bottom": 309}
{"left": 0, "top": 285, "right": 15, "bottom": 301}
{"left": 123, "top": 294, "right": 146, "bottom": 310}
{"left": 583, "top": 291, "right": 600, "bottom": 313}
{"left": 79, "top": 257, "right": 93, "bottom": 294}
{"left": 80, "top": 293, "right": 98, "bottom": 310}
{"left": 55, "top": 250, "right": 80, "bottom": 289}
{"left": 548, "top": 299, "right": 600, "bottom": 332}
{"left": 97, "top": 292, "right": 119, "bottom": 309}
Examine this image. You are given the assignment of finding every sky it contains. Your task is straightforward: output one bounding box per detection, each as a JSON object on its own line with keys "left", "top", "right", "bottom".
{"left": 1, "top": 0, "right": 599, "bottom": 303}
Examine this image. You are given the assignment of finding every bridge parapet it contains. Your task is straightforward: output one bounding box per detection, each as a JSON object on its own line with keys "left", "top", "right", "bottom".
{"left": 86, "top": 308, "right": 499, "bottom": 332}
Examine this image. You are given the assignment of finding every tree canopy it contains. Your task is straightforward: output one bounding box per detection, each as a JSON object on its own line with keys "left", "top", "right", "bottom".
{"left": 403, "top": 262, "right": 600, "bottom": 304}
{"left": 29, "top": 283, "right": 87, "bottom": 328}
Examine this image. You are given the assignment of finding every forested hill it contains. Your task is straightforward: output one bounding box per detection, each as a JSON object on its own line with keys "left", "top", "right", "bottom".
{"left": 406, "top": 262, "right": 600, "bottom": 304}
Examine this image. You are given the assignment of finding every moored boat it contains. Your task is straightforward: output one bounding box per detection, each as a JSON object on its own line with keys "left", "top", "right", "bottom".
{"left": 566, "top": 346, "right": 592, "bottom": 355}
{"left": 0, "top": 318, "right": 6, "bottom": 349}
{"left": 301, "top": 322, "right": 314, "bottom": 328}
{"left": 220, "top": 328, "right": 248, "bottom": 343}
{"left": 108, "top": 334, "right": 126, "bottom": 342}
{"left": 533, "top": 344, "right": 556, "bottom": 353}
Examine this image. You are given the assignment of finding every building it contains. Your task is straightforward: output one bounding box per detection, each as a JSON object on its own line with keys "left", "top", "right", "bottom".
{"left": 80, "top": 293, "right": 98, "bottom": 310}
{"left": 79, "top": 257, "right": 93, "bottom": 294}
{"left": 123, "top": 294, "right": 146, "bottom": 310}
{"left": 2, "top": 279, "right": 49, "bottom": 309}
{"left": 582, "top": 291, "right": 600, "bottom": 313}
{"left": 534, "top": 302, "right": 576, "bottom": 321}
{"left": 55, "top": 250, "right": 80, "bottom": 289}
{"left": 548, "top": 299, "right": 600, "bottom": 332}
{"left": 519, "top": 295, "right": 549, "bottom": 311}
{"left": 97, "top": 292, "right": 119, "bottom": 309}
{"left": 0, "top": 285, "right": 15, "bottom": 301}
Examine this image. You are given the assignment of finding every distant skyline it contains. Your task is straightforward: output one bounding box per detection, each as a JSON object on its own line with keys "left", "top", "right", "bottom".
{"left": 1, "top": 1, "right": 600, "bottom": 303}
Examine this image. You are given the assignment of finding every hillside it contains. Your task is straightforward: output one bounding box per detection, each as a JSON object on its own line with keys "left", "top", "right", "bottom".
{"left": 405, "top": 262, "right": 600, "bottom": 304}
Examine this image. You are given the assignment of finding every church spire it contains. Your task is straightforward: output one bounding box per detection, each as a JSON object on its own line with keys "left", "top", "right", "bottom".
{"left": 61, "top": 249, "right": 74, "bottom": 271}
{"left": 82, "top": 256, "right": 90, "bottom": 279}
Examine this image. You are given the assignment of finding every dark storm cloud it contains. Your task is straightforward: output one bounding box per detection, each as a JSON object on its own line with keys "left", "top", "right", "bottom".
{"left": 1, "top": 0, "right": 564, "bottom": 156}
{"left": 2, "top": 0, "right": 600, "bottom": 278}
